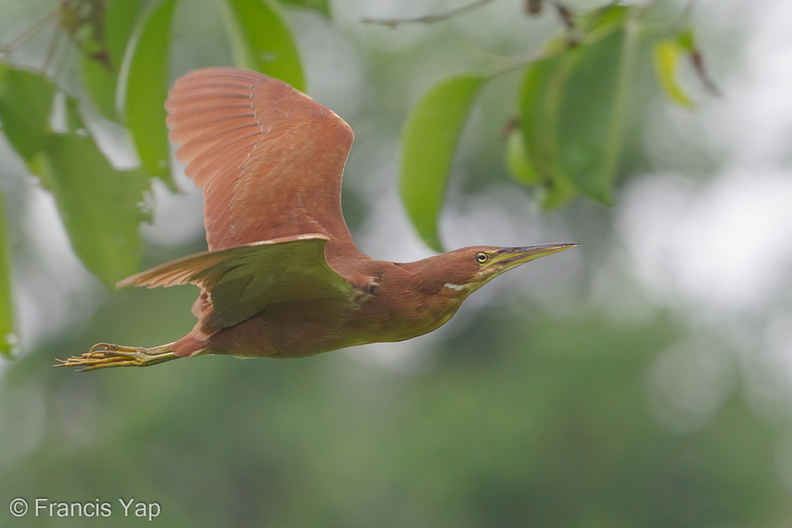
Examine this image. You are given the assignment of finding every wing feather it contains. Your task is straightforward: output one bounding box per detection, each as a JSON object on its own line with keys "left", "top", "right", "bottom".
{"left": 119, "top": 235, "right": 356, "bottom": 328}
{"left": 166, "top": 67, "right": 355, "bottom": 251}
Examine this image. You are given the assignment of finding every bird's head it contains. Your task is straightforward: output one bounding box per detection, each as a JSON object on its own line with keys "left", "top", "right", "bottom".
{"left": 411, "top": 243, "right": 578, "bottom": 297}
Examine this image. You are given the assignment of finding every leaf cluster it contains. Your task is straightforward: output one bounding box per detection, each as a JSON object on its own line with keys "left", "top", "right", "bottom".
{"left": 399, "top": 2, "right": 717, "bottom": 250}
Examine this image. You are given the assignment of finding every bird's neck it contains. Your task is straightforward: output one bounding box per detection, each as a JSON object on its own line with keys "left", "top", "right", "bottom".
{"left": 370, "top": 259, "right": 469, "bottom": 338}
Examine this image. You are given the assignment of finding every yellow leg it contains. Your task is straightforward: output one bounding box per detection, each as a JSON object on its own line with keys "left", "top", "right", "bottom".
{"left": 56, "top": 342, "right": 179, "bottom": 371}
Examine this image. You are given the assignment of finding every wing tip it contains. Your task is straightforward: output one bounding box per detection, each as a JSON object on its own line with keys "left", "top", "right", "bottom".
{"left": 115, "top": 234, "right": 332, "bottom": 290}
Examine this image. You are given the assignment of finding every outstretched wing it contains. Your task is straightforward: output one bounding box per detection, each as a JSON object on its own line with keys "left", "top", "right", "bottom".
{"left": 119, "top": 235, "right": 356, "bottom": 328}
{"left": 166, "top": 67, "right": 355, "bottom": 251}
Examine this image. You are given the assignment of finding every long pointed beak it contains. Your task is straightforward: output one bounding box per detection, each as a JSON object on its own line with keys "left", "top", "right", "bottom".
{"left": 495, "top": 242, "right": 578, "bottom": 269}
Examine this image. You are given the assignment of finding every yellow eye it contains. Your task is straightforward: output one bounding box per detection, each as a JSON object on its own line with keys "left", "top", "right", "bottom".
{"left": 475, "top": 252, "right": 489, "bottom": 263}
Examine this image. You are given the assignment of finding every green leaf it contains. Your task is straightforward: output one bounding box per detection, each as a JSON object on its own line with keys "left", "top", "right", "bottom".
{"left": 106, "top": 0, "right": 147, "bottom": 64}
{"left": 81, "top": 0, "right": 146, "bottom": 122}
{"left": 275, "top": 0, "right": 330, "bottom": 18}
{"left": 400, "top": 74, "right": 487, "bottom": 252}
{"left": 518, "top": 14, "right": 640, "bottom": 205}
{"left": 505, "top": 128, "right": 538, "bottom": 185}
{"left": 33, "top": 132, "right": 150, "bottom": 288}
{"left": 653, "top": 38, "right": 695, "bottom": 109}
{"left": 123, "top": 0, "right": 176, "bottom": 183}
{"left": 518, "top": 55, "right": 576, "bottom": 208}
{"left": 224, "top": 0, "right": 305, "bottom": 91}
{"left": 82, "top": 57, "right": 118, "bottom": 121}
{"left": 0, "top": 194, "right": 15, "bottom": 358}
{"left": 0, "top": 63, "right": 56, "bottom": 161}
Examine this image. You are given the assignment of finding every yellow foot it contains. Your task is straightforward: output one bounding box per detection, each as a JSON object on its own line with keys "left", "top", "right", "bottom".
{"left": 56, "top": 342, "right": 179, "bottom": 371}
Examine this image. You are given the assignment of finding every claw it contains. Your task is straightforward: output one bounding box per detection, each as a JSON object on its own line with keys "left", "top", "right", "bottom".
{"left": 56, "top": 343, "right": 178, "bottom": 371}
{"left": 88, "top": 342, "right": 117, "bottom": 355}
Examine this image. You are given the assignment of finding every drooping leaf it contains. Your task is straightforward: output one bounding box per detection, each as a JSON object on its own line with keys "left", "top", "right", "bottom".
{"left": 400, "top": 74, "right": 487, "bottom": 252}
{"left": 0, "top": 63, "right": 56, "bottom": 161}
{"left": 123, "top": 0, "right": 176, "bottom": 183}
{"left": 0, "top": 194, "right": 15, "bottom": 358}
{"left": 653, "top": 38, "right": 695, "bottom": 109}
{"left": 33, "top": 132, "right": 150, "bottom": 288}
{"left": 81, "top": 0, "right": 146, "bottom": 121}
{"left": 224, "top": 0, "right": 305, "bottom": 91}
{"left": 275, "top": 0, "right": 330, "bottom": 18}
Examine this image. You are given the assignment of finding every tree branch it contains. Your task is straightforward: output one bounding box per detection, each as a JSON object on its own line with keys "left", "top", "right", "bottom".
{"left": 362, "top": 0, "right": 499, "bottom": 27}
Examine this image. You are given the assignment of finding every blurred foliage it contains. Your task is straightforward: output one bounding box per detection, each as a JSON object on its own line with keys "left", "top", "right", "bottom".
{"left": 0, "top": 194, "right": 11, "bottom": 357}
{"left": 0, "top": 0, "right": 306, "bottom": 346}
{"left": 0, "top": 0, "right": 715, "bottom": 333}
{"left": 400, "top": 2, "right": 716, "bottom": 248}
{"left": 35, "top": 129, "right": 150, "bottom": 288}
{"left": 653, "top": 32, "right": 696, "bottom": 109}
{"left": 1, "top": 300, "right": 789, "bottom": 527}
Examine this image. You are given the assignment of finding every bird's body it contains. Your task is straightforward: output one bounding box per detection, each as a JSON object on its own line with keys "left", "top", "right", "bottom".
{"left": 188, "top": 247, "right": 505, "bottom": 359}
{"left": 190, "top": 261, "right": 455, "bottom": 359}
{"left": 59, "top": 67, "right": 575, "bottom": 370}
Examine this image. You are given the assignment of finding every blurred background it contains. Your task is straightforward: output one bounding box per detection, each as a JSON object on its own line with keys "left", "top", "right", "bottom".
{"left": 2, "top": 0, "right": 792, "bottom": 526}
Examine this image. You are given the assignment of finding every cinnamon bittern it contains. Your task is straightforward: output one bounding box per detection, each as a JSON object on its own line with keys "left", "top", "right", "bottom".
{"left": 58, "top": 67, "right": 576, "bottom": 371}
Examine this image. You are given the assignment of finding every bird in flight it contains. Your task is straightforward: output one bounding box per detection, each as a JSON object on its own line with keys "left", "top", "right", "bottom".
{"left": 58, "top": 67, "right": 576, "bottom": 370}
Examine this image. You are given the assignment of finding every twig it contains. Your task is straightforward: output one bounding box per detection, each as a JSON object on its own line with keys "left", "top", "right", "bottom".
{"left": 552, "top": 2, "right": 575, "bottom": 31}
{"left": 0, "top": 5, "right": 60, "bottom": 56}
{"left": 525, "top": 0, "right": 544, "bottom": 15}
{"left": 689, "top": 47, "right": 722, "bottom": 97}
{"left": 362, "top": 0, "right": 499, "bottom": 27}
{"left": 42, "top": 25, "right": 63, "bottom": 76}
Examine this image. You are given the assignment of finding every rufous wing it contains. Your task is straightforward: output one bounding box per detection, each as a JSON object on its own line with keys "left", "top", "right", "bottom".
{"left": 165, "top": 67, "right": 356, "bottom": 251}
